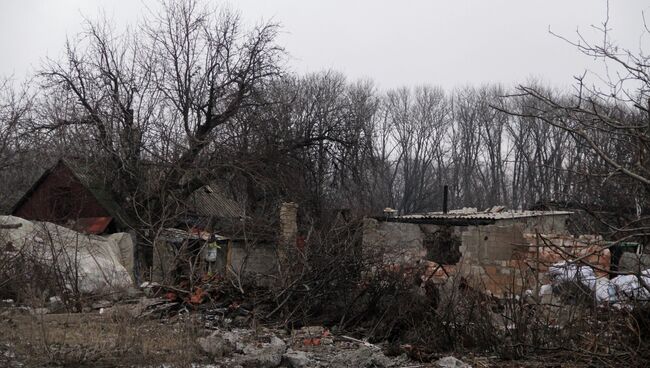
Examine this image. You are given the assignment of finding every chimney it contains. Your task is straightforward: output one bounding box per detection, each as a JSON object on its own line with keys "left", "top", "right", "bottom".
{"left": 279, "top": 202, "right": 298, "bottom": 247}
{"left": 443, "top": 185, "right": 448, "bottom": 214}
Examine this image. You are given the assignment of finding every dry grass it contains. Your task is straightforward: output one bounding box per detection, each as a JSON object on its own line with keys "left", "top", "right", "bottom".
{"left": 0, "top": 310, "right": 206, "bottom": 367}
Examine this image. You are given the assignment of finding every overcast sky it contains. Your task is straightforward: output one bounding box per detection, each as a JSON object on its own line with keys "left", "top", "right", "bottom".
{"left": 0, "top": 0, "right": 648, "bottom": 91}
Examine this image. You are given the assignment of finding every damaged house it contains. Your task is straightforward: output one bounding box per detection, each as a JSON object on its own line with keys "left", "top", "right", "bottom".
{"left": 9, "top": 159, "right": 295, "bottom": 287}
{"left": 9, "top": 159, "right": 136, "bottom": 280}
{"left": 151, "top": 184, "right": 257, "bottom": 284}
{"left": 151, "top": 189, "right": 298, "bottom": 286}
{"left": 363, "top": 207, "right": 612, "bottom": 297}
{"left": 10, "top": 159, "right": 131, "bottom": 235}
{"left": 5, "top": 159, "right": 136, "bottom": 292}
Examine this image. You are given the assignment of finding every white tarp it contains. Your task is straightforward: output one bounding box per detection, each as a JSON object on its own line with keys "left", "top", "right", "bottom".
{"left": 549, "top": 261, "right": 650, "bottom": 305}
{"left": 0, "top": 215, "right": 133, "bottom": 294}
{"left": 549, "top": 262, "right": 597, "bottom": 290}
{"left": 611, "top": 269, "right": 650, "bottom": 301}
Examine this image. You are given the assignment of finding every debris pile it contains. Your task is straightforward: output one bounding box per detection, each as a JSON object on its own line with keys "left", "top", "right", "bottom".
{"left": 195, "top": 326, "right": 419, "bottom": 368}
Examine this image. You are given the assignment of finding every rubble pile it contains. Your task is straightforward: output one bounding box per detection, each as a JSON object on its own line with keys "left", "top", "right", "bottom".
{"left": 196, "top": 325, "right": 418, "bottom": 368}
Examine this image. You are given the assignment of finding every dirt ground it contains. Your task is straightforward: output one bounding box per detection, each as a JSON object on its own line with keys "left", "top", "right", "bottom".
{"left": 0, "top": 309, "right": 206, "bottom": 367}
{"left": 0, "top": 307, "right": 597, "bottom": 368}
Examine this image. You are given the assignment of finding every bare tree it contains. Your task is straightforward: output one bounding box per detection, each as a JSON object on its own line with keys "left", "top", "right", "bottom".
{"left": 0, "top": 78, "right": 39, "bottom": 212}
{"left": 384, "top": 86, "right": 449, "bottom": 213}
{"left": 501, "top": 8, "right": 650, "bottom": 235}
{"left": 36, "top": 0, "right": 283, "bottom": 224}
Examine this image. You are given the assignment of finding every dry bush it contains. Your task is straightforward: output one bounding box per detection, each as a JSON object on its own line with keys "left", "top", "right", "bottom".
{"left": 253, "top": 218, "right": 366, "bottom": 327}
{"left": 0, "top": 223, "right": 130, "bottom": 312}
{"left": 267, "top": 229, "right": 650, "bottom": 367}
{"left": 398, "top": 276, "right": 648, "bottom": 366}
{"left": 0, "top": 237, "right": 67, "bottom": 309}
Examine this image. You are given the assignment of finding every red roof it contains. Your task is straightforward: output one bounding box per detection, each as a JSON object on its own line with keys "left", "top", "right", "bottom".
{"left": 72, "top": 217, "right": 113, "bottom": 234}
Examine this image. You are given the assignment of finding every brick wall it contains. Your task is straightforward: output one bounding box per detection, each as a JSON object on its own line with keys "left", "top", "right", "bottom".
{"left": 423, "top": 231, "right": 611, "bottom": 297}
{"left": 363, "top": 217, "right": 610, "bottom": 297}
{"left": 228, "top": 241, "right": 278, "bottom": 286}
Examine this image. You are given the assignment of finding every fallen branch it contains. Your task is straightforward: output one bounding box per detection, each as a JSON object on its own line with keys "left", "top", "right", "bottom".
{"left": 340, "top": 335, "right": 381, "bottom": 350}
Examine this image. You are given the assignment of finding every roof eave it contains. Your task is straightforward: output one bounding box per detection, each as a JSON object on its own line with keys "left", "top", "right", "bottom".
{"left": 375, "top": 216, "right": 497, "bottom": 226}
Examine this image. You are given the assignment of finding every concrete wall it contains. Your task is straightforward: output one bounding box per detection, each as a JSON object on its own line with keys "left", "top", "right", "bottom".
{"left": 151, "top": 202, "right": 292, "bottom": 286}
{"left": 152, "top": 238, "right": 279, "bottom": 285}
{"left": 151, "top": 239, "right": 178, "bottom": 285}
{"left": 228, "top": 242, "right": 278, "bottom": 285}
{"left": 619, "top": 252, "right": 650, "bottom": 273}
{"left": 362, "top": 218, "right": 425, "bottom": 264}
{"left": 363, "top": 219, "right": 526, "bottom": 267}
{"left": 457, "top": 224, "right": 529, "bottom": 296}
{"left": 495, "top": 214, "right": 569, "bottom": 234}
{"left": 460, "top": 224, "right": 527, "bottom": 264}
{"left": 363, "top": 215, "right": 569, "bottom": 266}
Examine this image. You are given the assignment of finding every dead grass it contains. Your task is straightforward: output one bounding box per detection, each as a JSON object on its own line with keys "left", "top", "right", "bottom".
{"left": 0, "top": 310, "right": 206, "bottom": 367}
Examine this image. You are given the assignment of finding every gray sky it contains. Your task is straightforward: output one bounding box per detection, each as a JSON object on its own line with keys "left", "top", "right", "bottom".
{"left": 0, "top": 0, "right": 648, "bottom": 90}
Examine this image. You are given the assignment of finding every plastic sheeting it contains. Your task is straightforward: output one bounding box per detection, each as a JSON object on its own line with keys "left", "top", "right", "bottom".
{"left": 0, "top": 215, "right": 133, "bottom": 294}
{"left": 611, "top": 270, "right": 650, "bottom": 301}
{"left": 549, "top": 261, "right": 650, "bottom": 305}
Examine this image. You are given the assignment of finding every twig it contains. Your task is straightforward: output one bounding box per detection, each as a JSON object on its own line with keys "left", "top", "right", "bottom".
{"left": 340, "top": 335, "right": 381, "bottom": 350}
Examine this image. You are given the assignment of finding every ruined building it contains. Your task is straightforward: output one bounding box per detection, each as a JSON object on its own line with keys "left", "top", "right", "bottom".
{"left": 363, "top": 207, "right": 611, "bottom": 297}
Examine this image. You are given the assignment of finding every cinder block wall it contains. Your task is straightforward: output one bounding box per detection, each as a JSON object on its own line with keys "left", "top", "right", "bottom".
{"left": 362, "top": 215, "right": 604, "bottom": 297}
{"left": 460, "top": 224, "right": 527, "bottom": 264}
{"left": 458, "top": 224, "right": 530, "bottom": 296}
{"left": 362, "top": 218, "right": 426, "bottom": 265}
{"left": 228, "top": 241, "right": 278, "bottom": 286}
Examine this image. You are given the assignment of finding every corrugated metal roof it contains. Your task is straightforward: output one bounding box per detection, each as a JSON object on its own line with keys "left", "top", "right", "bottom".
{"left": 187, "top": 185, "right": 245, "bottom": 218}
{"left": 159, "top": 227, "right": 229, "bottom": 243}
{"left": 397, "top": 210, "right": 573, "bottom": 220}
{"left": 378, "top": 209, "right": 573, "bottom": 225}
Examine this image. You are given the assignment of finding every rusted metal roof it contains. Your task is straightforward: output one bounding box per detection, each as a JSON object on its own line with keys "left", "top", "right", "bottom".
{"left": 72, "top": 217, "right": 113, "bottom": 234}
{"left": 186, "top": 185, "right": 245, "bottom": 219}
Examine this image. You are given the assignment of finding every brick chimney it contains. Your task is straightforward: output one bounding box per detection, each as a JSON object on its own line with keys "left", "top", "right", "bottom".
{"left": 279, "top": 202, "right": 298, "bottom": 247}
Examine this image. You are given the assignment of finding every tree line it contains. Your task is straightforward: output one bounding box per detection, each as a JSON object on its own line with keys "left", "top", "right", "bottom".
{"left": 0, "top": 0, "right": 648, "bottom": 240}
